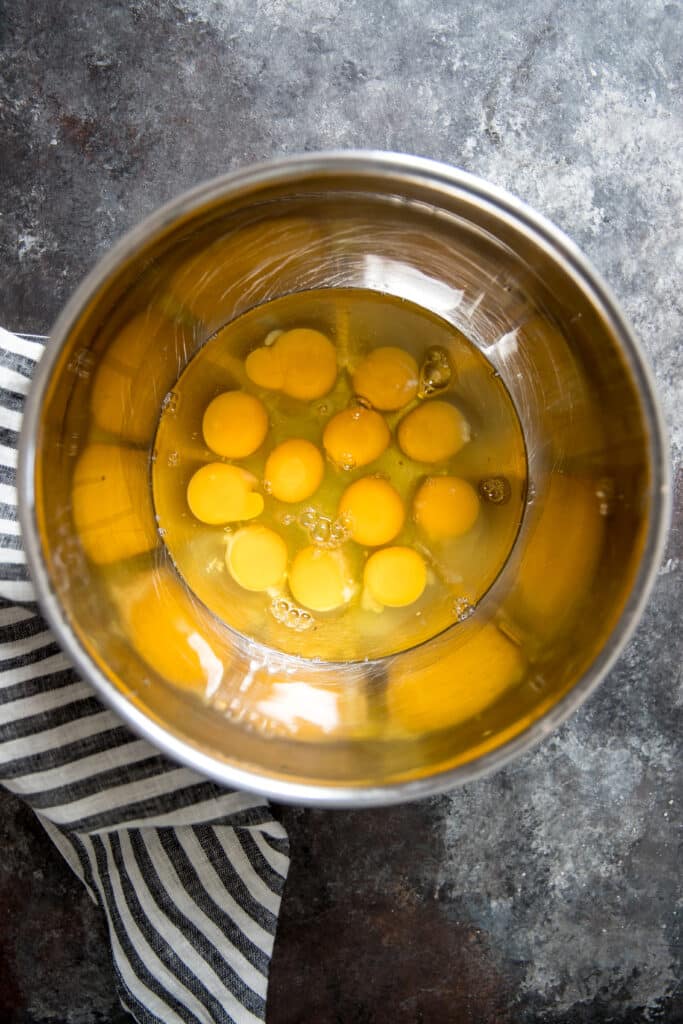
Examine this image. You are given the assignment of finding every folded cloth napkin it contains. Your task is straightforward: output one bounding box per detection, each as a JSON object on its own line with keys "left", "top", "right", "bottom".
{"left": 0, "top": 327, "right": 289, "bottom": 1024}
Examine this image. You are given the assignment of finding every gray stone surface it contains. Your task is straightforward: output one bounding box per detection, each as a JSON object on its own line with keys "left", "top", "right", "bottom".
{"left": 0, "top": 0, "right": 681, "bottom": 1021}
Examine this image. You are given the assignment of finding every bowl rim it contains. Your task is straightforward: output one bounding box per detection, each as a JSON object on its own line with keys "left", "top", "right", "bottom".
{"left": 17, "top": 151, "right": 671, "bottom": 807}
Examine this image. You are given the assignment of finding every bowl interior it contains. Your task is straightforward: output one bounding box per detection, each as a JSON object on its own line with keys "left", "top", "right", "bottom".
{"left": 23, "top": 159, "right": 663, "bottom": 802}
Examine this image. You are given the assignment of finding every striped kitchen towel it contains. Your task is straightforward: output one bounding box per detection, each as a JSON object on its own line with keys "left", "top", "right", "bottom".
{"left": 0, "top": 326, "right": 289, "bottom": 1024}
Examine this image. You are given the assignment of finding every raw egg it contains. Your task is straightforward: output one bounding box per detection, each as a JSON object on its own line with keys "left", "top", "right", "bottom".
{"left": 322, "top": 406, "right": 390, "bottom": 469}
{"left": 186, "top": 463, "right": 263, "bottom": 524}
{"left": 352, "top": 346, "right": 419, "bottom": 411}
{"left": 398, "top": 400, "right": 470, "bottom": 463}
{"left": 339, "top": 477, "right": 405, "bottom": 546}
{"left": 289, "top": 546, "right": 352, "bottom": 612}
{"left": 364, "top": 546, "right": 427, "bottom": 608}
{"left": 202, "top": 390, "right": 269, "bottom": 458}
{"left": 246, "top": 328, "right": 337, "bottom": 400}
{"left": 265, "top": 438, "right": 325, "bottom": 503}
{"left": 226, "top": 524, "right": 288, "bottom": 592}
{"left": 414, "top": 476, "right": 480, "bottom": 539}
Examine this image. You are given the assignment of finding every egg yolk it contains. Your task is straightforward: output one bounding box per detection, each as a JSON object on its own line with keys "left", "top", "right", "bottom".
{"left": 245, "top": 328, "right": 337, "bottom": 400}
{"left": 288, "top": 546, "right": 351, "bottom": 612}
{"left": 72, "top": 444, "right": 158, "bottom": 565}
{"left": 386, "top": 624, "right": 525, "bottom": 733}
{"left": 243, "top": 343, "right": 283, "bottom": 390}
{"left": 364, "top": 546, "right": 427, "bottom": 608}
{"left": 414, "top": 476, "right": 480, "bottom": 539}
{"left": 322, "top": 407, "right": 390, "bottom": 469}
{"left": 339, "top": 477, "right": 405, "bottom": 547}
{"left": 226, "top": 524, "right": 288, "bottom": 592}
{"left": 202, "top": 390, "right": 269, "bottom": 459}
{"left": 352, "top": 346, "right": 419, "bottom": 411}
{"left": 264, "top": 438, "right": 325, "bottom": 503}
{"left": 187, "top": 463, "right": 264, "bottom": 524}
{"left": 398, "top": 401, "right": 470, "bottom": 463}
{"left": 126, "top": 570, "right": 226, "bottom": 693}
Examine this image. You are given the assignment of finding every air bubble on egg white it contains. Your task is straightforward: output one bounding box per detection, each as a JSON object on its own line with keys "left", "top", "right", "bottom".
{"left": 312, "top": 524, "right": 330, "bottom": 544}
{"left": 418, "top": 346, "right": 452, "bottom": 398}
{"left": 299, "top": 508, "right": 317, "bottom": 530}
{"left": 161, "top": 390, "right": 179, "bottom": 414}
{"left": 330, "top": 517, "right": 351, "bottom": 545}
{"left": 298, "top": 507, "right": 350, "bottom": 548}
{"left": 452, "top": 596, "right": 475, "bottom": 622}
{"left": 270, "top": 596, "right": 315, "bottom": 631}
{"left": 479, "top": 476, "right": 511, "bottom": 505}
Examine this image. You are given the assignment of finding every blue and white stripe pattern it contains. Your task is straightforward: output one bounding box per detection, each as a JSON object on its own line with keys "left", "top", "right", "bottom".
{"left": 0, "top": 327, "right": 289, "bottom": 1024}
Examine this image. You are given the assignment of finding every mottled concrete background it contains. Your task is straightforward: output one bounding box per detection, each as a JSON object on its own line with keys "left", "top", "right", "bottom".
{"left": 0, "top": 1, "right": 681, "bottom": 1022}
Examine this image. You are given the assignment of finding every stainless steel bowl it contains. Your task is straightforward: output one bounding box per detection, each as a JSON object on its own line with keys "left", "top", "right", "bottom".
{"left": 18, "top": 153, "right": 670, "bottom": 806}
